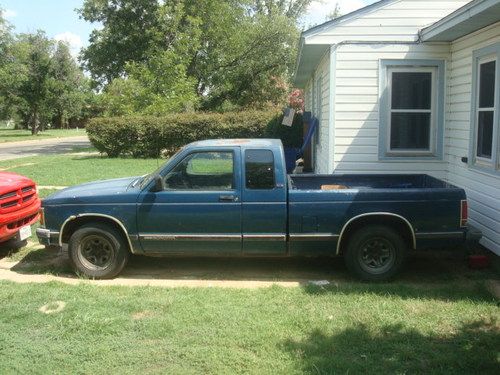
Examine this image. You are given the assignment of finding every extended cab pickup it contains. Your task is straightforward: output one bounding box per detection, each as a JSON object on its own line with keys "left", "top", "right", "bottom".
{"left": 1, "top": 172, "right": 40, "bottom": 244}
{"left": 37, "top": 139, "right": 481, "bottom": 280}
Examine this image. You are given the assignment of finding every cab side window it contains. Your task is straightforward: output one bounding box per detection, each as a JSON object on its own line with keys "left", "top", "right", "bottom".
{"left": 164, "top": 151, "right": 234, "bottom": 190}
{"left": 245, "top": 150, "right": 275, "bottom": 189}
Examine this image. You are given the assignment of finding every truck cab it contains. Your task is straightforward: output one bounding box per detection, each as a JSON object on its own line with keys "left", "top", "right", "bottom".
{"left": 37, "top": 139, "right": 480, "bottom": 281}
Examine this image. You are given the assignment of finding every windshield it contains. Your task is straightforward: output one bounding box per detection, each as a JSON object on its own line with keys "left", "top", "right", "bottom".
{"left": 138, "top": 147, "right": 185, "bottom": 189}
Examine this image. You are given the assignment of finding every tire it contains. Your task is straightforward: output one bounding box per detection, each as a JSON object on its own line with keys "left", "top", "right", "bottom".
{"left": 68, "top": 223, "right": 129, "bottom": 279}
{"left": 343, "top": 225, "right": 407, "bottom": 281}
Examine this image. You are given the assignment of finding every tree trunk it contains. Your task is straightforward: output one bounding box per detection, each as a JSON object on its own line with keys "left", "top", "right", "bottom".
{"left": 31, "top": 109, "right": 39, "bottom": 135}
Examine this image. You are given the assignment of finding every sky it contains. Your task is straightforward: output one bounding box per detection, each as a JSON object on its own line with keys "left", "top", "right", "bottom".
{"left": 1, "top": 0, "right": 378, "bottom": 57}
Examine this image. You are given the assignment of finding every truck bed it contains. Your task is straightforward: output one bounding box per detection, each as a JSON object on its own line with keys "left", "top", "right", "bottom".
{"left": 289, "top": 174, "right": 456, "bottom": 190}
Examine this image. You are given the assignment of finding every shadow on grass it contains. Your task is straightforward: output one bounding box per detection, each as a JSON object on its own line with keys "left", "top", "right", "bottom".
{"left": 10, "top": 246, "right": 73, "bottom": 276}
{"left": 7, "top": 245, "right": 499, "bottom": 302}
{"left": 283, "top": 320, "right": 499, "bottom": 374}
{"left": 0, "top": 239, "right": 27, "bottom": 260}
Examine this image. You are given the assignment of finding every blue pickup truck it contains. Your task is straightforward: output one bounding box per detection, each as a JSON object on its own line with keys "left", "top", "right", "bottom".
{"left": 37, "top": 139, "right": 480, "bottom": 280}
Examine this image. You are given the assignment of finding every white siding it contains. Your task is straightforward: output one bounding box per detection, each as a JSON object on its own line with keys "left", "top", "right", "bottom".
{"left": 446, "top": 22, "right": 500, "bottom": 255}
{"left": 306, "top": 0, "right": 468, "bottom": 45}
{"left": 303, "top": 52, "right": 330, "bottom": 173}
{"left": 333, "top": 43, "right": 450, "bottom": 177}
{"left": 314, "top": 53, "right": 330, "bottom": 173}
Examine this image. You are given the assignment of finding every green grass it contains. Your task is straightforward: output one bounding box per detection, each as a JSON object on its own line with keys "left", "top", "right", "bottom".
{"left": 0, "top": 280, "right": 497, "bottom": 374}
{"left": 0, "top": 153, "right": 161, "bottom": 186}
{"left": 0, "top": 151, "right": 498, "bottom": 373}
{"left": 0, "top": 128, "right": 84, "bottom": 143}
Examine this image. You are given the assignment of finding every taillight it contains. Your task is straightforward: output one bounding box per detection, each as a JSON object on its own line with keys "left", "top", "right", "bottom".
{"left": 460, "top": 200, "right": 468, "bottom": 227}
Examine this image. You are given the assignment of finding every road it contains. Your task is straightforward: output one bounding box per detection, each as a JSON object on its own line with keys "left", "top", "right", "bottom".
{"left": 0, "top": 136, "right": 91, "bottom": 161}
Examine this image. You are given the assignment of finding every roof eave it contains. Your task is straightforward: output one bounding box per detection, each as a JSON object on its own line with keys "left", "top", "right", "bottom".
{"left": 420, "top": 0, "right": 500, "bottom": 42}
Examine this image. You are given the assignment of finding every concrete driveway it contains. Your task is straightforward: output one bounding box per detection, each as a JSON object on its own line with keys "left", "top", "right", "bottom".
{"left": 0, "top": 136, "right": 90, "bottom": 160}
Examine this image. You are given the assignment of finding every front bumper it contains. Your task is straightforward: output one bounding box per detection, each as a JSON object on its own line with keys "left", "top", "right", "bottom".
{"left": 36, "top": 228, "right": 60, "bottom": 247}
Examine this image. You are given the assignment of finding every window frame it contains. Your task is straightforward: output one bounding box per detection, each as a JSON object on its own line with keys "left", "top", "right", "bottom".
{"left": 379, "top": 59, "right": 445, "bottom": 160}
{"left": 163, "top": 150, "right": 236, "bottom": 191}
{"left": 387, "top": 67, "right": 436, "bottom": 155}
{"left": 469, "top": 43, "right": 500, "bottom": 174}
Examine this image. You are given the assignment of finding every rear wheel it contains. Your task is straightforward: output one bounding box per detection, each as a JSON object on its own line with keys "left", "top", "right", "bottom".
{"left": 343, "top": 225, "right": 407, "bottom": 281}
{"left": 68, "top": 223, "right": 129, "bottom": 279}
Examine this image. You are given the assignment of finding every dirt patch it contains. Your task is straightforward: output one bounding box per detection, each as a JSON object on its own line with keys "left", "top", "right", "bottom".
{"left": 132, "top": 310, "right": 154, "bottom": 320}
{"left": 0, "top": 245, "right": 498, "bottom": 289}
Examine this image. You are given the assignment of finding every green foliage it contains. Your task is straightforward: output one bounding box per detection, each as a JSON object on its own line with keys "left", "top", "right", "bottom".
{"left": 265, "top": 112, "right": 303, "bottom": 148}
{"left": 100, "top": 51, "right": 199, "bottom": 117}
{"left": 79, "top": 0, "right": 304, "bottom": 113}
{"left": 7, "top": 31, "right": 54, "bottom": 134}
{"left": 47, "top": 42, "right": 94, "bottom": 128}
{"left": 0, "top": 14, "right": 95, "bottom": 130}
{"left": 86, "top": 110, "right": 280, "bottom": 158}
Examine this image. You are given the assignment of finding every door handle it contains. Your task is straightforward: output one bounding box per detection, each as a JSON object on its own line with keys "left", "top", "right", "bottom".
{"left": 219, "top": 195, "right": 238, "bottom": 202}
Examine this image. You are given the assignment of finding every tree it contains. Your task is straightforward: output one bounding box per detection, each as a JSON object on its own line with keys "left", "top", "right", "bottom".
{"left": 327, "top": 2, "right": 341, "bottom": 21}
{"left": 13, "top": 32, "right": 54, "bottom": 134}
{"left": 79, "top": 0, "right": 304, "bottom": 112}
{"left": 47, "top": 42, "right": 91, "bottom": 128}
{"left": 251, "top": 0, "right": 314, "bottom": 20}
{"left": 0, "top": 25, "right": 94, "bottom": 131}
{"left": 0, "top": 10, "right": 15, "bottom": 121}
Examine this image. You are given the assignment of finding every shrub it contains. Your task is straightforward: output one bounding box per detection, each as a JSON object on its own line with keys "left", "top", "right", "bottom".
{"left": 86, "top": 110, "right": 288, "bottom": 158}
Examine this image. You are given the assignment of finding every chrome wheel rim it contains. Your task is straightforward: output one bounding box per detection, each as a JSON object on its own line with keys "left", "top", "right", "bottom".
{"left": 358, "top": 237, "right": 395, "bottom": 275}
{"left": 77, "top": 235, "right": 115, "bottom": 271}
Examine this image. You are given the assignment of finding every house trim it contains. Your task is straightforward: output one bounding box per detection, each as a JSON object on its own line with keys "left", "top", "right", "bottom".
{"left": 468, "top": 42, "right": 500, "bottom": 176}
{"left": 420, "top": 0, "right": 500, "bottom": 42}
{"left": 328, "top": 45, "right": 337, "bottom": 173}
{"left": 378, "top": 59, "right": 446, "bottom": 161}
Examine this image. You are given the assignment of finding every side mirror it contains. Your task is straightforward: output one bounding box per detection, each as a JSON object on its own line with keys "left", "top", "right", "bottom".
{"left": 152, "top": 175, "right": 165, "bottom": 192}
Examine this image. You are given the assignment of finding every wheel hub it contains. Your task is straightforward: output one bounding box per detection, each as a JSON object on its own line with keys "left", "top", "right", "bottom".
{"left": 78, "top": 235, "right": 114, "bottom": 270}
{"left": 358, "top": 237, "right": 395, "bottom": 274}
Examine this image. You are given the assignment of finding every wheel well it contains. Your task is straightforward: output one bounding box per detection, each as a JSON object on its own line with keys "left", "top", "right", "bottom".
{"left": 337, "top": 215, "right": 415, "bottom": 255}
{"left": 61, "top": 216, "right": 131, "bottom": 252}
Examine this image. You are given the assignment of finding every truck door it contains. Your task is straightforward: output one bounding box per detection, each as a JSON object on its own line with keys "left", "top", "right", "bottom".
{"left": 242, "top": 148, "right": 287, "bottom": 255}
{"left": 136, "top": 148, "right": 242, "bottom": 255}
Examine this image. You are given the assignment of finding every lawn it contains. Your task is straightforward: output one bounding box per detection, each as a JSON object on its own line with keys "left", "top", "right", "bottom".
{"left": 0, "top": 128, "right": 84, "bottom": 143}
{"left": 0, "top": 152, "right": 161, "bottom": 187}
{"left": 0, "top": 150, "right": 498, "bottom": 374}
{"left": 0, "top": 279, "right": 497, "bottom": 374}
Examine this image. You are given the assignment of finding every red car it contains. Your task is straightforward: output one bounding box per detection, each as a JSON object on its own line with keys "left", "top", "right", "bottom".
{"left": 0, "top": 172, "right": 41, "bottom": 244}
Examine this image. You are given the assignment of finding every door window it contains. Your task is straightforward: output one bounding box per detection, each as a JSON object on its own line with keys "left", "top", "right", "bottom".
{"left": 164, "top": 151, "right": 234, "bottom": 190}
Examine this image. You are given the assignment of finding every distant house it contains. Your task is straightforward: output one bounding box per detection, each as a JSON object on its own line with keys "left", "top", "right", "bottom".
{"left": 294, "top": 0, "right": 500, "bottom": 255}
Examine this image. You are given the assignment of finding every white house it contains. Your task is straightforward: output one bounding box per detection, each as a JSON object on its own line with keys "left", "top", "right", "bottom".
{"left": 294, "top": 0, "right": 500, "bottom": 254}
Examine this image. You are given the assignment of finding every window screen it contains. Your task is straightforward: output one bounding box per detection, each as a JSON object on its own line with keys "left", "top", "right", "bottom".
{"left": 476, "top": 60, "right": 496, "bottom": 159}
{"left": 389, "top": 71, "right": 433, "bottom": 151}
{"left": 245, "top": 150, "right": 275, "bottom": 189}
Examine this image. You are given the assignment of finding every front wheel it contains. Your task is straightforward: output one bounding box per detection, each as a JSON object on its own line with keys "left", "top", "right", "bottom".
{"left": 68, "top": 223, "right": 129, "bottom": 279}
{"left": 343, "top": 225, "right": 407, "bottom": 281}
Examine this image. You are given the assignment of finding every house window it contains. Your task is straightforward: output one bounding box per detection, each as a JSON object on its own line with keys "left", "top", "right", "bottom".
{"left": 379, "top": 60, "right": 444, "bottom": 160}
{"left": 471, "top": 43, "right": 499, "bottom": 172}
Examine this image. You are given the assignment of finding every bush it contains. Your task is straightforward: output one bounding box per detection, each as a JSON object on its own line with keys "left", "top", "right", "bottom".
{"left": 86, "top": 110, "right": 284, "bottom": 158}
